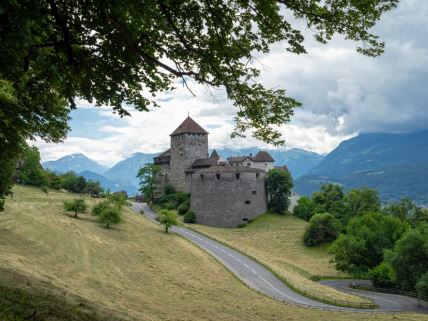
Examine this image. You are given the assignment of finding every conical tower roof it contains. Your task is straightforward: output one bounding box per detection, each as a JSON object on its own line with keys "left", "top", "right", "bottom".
{"left": 170, "top": 116, "right": 208, "bottom": 136}
{"left": 210, "top": 149, "right": 220, "bottom": 160}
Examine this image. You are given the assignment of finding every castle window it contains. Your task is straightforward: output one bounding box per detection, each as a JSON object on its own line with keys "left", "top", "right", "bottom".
{"left": 165, "top": 174, "right": 168, "bottom": 179}
{"left": 235, "top": 173, "right": 240, "bottom": 180}
{"left": 245, "top": 200, "right": 251, "bottom": 205}
{"left": 247, "top": 162, "right": 251, "bottom": 167}
{"left": 242, "top": 218, "right": 248, "bottom": 222}
{"left": 265, "top": 163, "right": 267, "bottom": 166}
{"left": 215, "top": 173, "right": 220, "bottom": 180}
{"left": 200, "top": 174, "right": 204, "bottom": 181}
{"left": 256, "top": 173, "right": 260, "bottom": 179}
{"left": 252, "top": 191, "right": 257, "bottom": 195}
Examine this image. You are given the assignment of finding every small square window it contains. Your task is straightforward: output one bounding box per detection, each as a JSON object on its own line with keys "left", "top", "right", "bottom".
{"left": 215, "top": 173, "right": 220, "bottom": 180}
{"left": 245, "top": 200, "right": 251, "bottom": 205}
{"left": 247, "top": 163, "right": 251, "bottom": 167}
{"left": 256, "top": 173, "right": 260, "bottom": 179}
{"left": 252, "top": 191, "right": 257, "bottom": 195}
{"left": 235, "top": 173, "right": 240, "bottom": 180}
{"left": 200, "top": 174, "right": 204, "bottom": 180}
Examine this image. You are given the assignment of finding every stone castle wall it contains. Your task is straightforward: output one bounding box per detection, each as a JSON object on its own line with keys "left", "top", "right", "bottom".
{"left": 169, "top": 133, "right": 208, "bottom": 192}
{"left": 190, "top": 171, "right": 267, "bottom": 227}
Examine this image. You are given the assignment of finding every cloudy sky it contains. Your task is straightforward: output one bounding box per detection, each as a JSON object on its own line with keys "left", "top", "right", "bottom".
{"left": 36, "top": 0, "right": 428, "bottom": 167}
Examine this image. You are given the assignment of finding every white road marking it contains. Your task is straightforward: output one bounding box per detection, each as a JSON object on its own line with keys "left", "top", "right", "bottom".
{"left": 259, "top": 275, "right": 306, "bottom": 305}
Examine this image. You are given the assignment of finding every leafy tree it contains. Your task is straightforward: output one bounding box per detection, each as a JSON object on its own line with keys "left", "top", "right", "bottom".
{"left": 164, "top": 185, "right": 176, "bottom": 195}
{"left": 369, "top": 262, "right": 395, "bottom": 288}
{"left": 92, "top": 201, "right": 110, "bottom": 217}
{"left": 63, "top": 199, "right": 88, "bottom": 218}
{"left": 416, "top": 273, "right": 428, "bottom": 303}
{"left": 85, "top": 180, "right": 103, "bottom": 197}
{"left": 303, "top": 213, "right": 339, "bottom": 246}
{"left": 47, "top": 171, "right": 63, "bottom": 190}
{"left": 97, "top": 206, "right": 123, "bottom": 229}
{"left": 330, "top": 212, "right": 408, "bottom": 276}
{"left": 61, "top": 172, "right": 87, "bottom": 193}
{"left": 0, "top": 1, "right": 397, "bottom": 210}
{"left": 312, "top": 184, "right": 345, "bottom": 223}
{"left": 266, "top": 168, "right": 293, "bottom": 214}
{"left": 342, "top": 188, "right": 381, "bottom": 224}
{"left": 384, "top": 198, "right": 425, "bottom": 227}
{"left": 137, "top": 164, "right": 160, "bottom": 203}
{"left": 293, "top": 196, "right": 316, "bottom": 221}
{"left": 107, "top": 192, "right": 128, "bottom": 210}
{"left": 385, "top": 224, "right": 428, "bottom": 291}
{"left": 183, "top": 211, "right": 196, "bottom": 224}
{"left": 16, "top": 144, "right": 49, "bottom": 187}
{"left": 159, "top": 209, "right": 178, "bottom": 233}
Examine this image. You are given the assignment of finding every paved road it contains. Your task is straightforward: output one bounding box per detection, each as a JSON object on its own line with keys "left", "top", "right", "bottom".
{"left": 131, "top": 202, "right": 428, "bottom": 313}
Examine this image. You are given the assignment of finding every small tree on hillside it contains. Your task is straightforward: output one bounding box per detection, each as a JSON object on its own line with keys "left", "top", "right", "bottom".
{"left": 64, "top": 199, "right": 87, "bottom": 218}
{"left": 97, "top": 206, "right": 123, "bottom": 228}
{"left": 266, "top": 168, "right": 293, "bottom": 214}
{"left": 137, "top": 163, "right": 160, "bottom": 203}
{"left": 159, "top": 209, "right": 178, "bottom": 233}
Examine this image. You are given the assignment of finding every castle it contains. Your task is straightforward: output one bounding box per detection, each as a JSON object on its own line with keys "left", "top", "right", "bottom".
{"left": 153, "top": 116, "right": 277, "bottom": 227}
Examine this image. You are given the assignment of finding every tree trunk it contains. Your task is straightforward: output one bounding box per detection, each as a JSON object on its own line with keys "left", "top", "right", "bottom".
{"left": 74, "top": 211, "right": 78, "bottom": 218}
{"left": 106, "top": 223, "right": 109, "bottom": 229}
{"left": 165, "top": 226, "right": 168, "bottom": 233}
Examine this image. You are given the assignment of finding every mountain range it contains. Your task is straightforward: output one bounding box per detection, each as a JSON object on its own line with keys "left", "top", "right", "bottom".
{"left": 42, "top": 148, "right": 323, "bottom": 195}
{"left": 294, "top": 131, "right": 428, "bottom": 205}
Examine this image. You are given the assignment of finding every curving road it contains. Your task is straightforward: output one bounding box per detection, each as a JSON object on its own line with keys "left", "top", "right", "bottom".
{"left": 131, "top": 203, "right": 428, "bottom": 313}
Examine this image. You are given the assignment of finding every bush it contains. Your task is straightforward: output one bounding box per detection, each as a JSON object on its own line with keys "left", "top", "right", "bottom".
{"left": 183, "top": 211, "right": 196, "bottom": 223}
{"left": 303, "top": 213, "right": 339, "bottom": 247}
{"left": 369, "top": 262, "right": 395, "bottom": 288}
{"left": 177, "top": 199, "right": 190, "bottom": 215}
{"left": 158, "top": 192, "right": 190, "bottom": 209}
{"left": 40, "top": 186, "right": 49, "bottom": 194}
{"left": 164, "top": 185, "right": 176, "bottom": 195}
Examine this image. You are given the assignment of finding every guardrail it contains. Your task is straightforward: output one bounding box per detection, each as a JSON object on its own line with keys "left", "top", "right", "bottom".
{"left": 351, "top": 285, "right": 428, "bottom": 303}
{"left": 184, "top": 225, "right": 377, "bottom": 309}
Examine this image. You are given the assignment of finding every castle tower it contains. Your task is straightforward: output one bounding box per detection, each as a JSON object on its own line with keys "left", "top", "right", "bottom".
{"left": 169, "top": 116, "right": 208, "bottom": 192}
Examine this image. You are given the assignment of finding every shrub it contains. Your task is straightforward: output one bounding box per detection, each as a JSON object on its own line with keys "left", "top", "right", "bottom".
{"left": 369, "top": 262, "right": 395, "bottom": 288}
{"left": 183, "top": 211, "right": 196, "bottom": 223}
{"left": 177, "top": 199, "right": 190, "bottom": 215}
{"left": 40, "top": 186, "right": 49, "bottom": 194}
{"left": 303, "top": 213, "right": 339, "bottom": 247}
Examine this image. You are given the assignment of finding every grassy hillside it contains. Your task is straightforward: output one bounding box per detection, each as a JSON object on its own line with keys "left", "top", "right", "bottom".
{"left": 188, "top": 214, "right": 369, "bottom": 304}
{"left": 0, "top": 186, "right": 426, "bottom": 321}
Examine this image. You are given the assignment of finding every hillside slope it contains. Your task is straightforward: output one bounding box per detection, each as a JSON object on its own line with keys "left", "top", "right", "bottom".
{"left": 294, "top": 131, "right": 428, "bottom": 205}
{"left": 1, "top": 186, "right": 424, "bottom": 321}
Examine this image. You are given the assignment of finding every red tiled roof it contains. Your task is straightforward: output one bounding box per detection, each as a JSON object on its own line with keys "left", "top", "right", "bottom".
{"left": 170, "top": 116, "right": 208, "bottom": 136}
